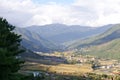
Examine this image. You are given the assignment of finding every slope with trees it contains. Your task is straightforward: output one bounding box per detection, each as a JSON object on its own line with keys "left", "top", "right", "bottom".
{"left": 71, "top": 24, "right": 120, "bottom": 60}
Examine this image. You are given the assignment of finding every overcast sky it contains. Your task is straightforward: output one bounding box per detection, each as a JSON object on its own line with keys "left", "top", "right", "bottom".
{"left": 0, "top": 0, "right": 120, "bottom": 27}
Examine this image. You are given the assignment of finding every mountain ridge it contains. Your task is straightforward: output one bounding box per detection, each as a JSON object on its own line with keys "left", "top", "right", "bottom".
{"left": 68, "top": 24, "right": 119, "bottom": 49}
{"left": 14, "top": 27, "right": 60, "bottom": 52}
{"left": 71, "top": 24, "right": 120, "bottom": 60}
{"left": 25, "top": 24, "right": 113, "bottom": 46}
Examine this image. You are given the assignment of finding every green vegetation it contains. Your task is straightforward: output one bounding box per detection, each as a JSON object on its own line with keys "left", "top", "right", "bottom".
{"left": 77, "top": 39, "right": 120, "bottom": 60}
{"left": 69, "top": 24, "right": 120, "bottom": 60}
{"left": 1, "top": 17, "right": 120, "bottom": 80}
{"left": 0, "top": 17, "right": 24, "bottom": 80}
{"left": 18, "top": 24, "right": 120, "bottom": 79}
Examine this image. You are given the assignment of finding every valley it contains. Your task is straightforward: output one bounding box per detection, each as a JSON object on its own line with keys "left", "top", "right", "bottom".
{"left": 1, "top": 0, "right": 120, "bottom": 80}
{"left": 20, "top": 51, "right": 120, "bottom": 80}
{"left": 16, "top": 23, "right": 120, "bottom": 79}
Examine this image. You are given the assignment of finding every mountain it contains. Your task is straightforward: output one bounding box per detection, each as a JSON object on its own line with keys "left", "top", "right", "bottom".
{"left": 14, "top": 24, "right": 114, "bottom": 52}
{"left": 68, "top": 24, "right": 120, "bottom": 49}
{"left": 79, "top": 39, "right": 120, "bottom": 60}
{"left": 14, "top": 27, "right": 60, "bottom": 52}
{"left": 25, "top": 24, "right": 113, "bottom": 46}
{"left": 25, "top": 24, "right": 93, "bottom": 44}
{"left": 71, "top": 24, "right": 120, "bottom": 60}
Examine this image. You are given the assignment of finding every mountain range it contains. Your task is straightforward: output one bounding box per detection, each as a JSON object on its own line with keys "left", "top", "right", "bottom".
{"left": 15, "top": 23, "right": 116, "bottom": 53}
{"left": 25, "top": 24, "right": 113, "bottom": 46}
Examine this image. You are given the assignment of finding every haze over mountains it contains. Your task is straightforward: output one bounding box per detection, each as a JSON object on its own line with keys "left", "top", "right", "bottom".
{"left": 14, "top": 23, "right": 115, "bottom": 52}
{"left": 15, "top": 27, "right": 60, "bottom": 52}
{"left": 25, "top": 24, "right": 113, "bottom": 45}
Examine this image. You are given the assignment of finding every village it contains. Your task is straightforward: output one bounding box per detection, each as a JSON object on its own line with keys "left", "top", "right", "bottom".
{"left": 35, "top": 51, "right": 120, "bottom": 75}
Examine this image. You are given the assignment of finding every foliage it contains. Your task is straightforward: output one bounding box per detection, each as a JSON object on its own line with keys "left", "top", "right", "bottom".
{"left": 78, "top": 39, "right": 120, "bottom": 60}
{"left": 0, "top": 17, "right": 24, "bottom": 80}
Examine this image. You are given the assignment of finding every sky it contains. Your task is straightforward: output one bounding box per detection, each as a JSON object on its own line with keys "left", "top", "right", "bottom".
{"left": 0, "top": 0, "right": 120, "bottom": 27}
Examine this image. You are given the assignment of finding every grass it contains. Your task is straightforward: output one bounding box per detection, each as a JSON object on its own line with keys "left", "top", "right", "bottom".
{"left": 99, "top": 60, "right": 117, "bottom": 65}
{"left": 79, "top": 39, "right": 120, "bottom": 60}
{"left": 49, "top": 64, "right": 92, "bottom": 74}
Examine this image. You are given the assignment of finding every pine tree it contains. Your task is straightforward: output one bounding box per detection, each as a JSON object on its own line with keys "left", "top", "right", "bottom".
{"left": 0, "top": 17, "right": 24, "bottom": 80}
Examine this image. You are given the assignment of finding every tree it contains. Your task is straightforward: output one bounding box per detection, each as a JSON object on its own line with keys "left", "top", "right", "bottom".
{"left": 0, "top": 17, "right": 24, "bottom": 80}
{"left": 91, "top": 60, "right": 100, "bottom": 70}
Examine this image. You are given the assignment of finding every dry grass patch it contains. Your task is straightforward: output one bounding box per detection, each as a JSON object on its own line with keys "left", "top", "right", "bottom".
{"left": 22, "top": 62, "right": 93, "bottom": 76}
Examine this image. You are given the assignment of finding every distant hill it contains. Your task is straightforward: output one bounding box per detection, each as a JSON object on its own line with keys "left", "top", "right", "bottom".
{"left": 68, "top": 24, "right": 118, "bottom": 49}
{"left": 25, "top": 24, "right": 113, "bottom": 46}
{"left": 79, "top": 39, "right": 120, "bottom": 60}
{"left": 15, "top": 27, "right": 60, "bottom": 52}
{"left": 14, "top": 24, "right": 114, "bottom": 52}
{"left": 71, "top": 24, "right": 120, "bottom": 60}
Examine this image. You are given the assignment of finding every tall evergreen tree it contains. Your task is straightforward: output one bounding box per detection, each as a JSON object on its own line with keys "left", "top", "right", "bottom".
{"left": 0, "top": 17, "right": 24, "bottom": 80}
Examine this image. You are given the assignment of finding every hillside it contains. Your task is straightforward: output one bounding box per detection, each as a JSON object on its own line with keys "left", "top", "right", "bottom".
{"left": 14, "top": 24, "right": 114, "bottom": 52}
{"left": 68, "top": 24, "right": 119, "bottom": 49}
{"left": 73, "top": 24, "right": 120, "bottom": 60}
{"left": 14, "top": 27, "right": 60, "bottom": 52}
{"left": 77, "top": 39, "right": 120, "bottom": 60}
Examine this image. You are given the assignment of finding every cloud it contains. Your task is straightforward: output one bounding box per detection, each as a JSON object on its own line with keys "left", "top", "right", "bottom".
{"left": 0, "top": 0, "right": 120, "bottom": 27}
{"left": 73, "top": 0, "right": 120, "bottom": 26}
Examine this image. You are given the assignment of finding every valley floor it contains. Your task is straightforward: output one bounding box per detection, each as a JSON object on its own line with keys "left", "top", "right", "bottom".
{"left": 20, "top": 51, "right": 120, "bottom": 80}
